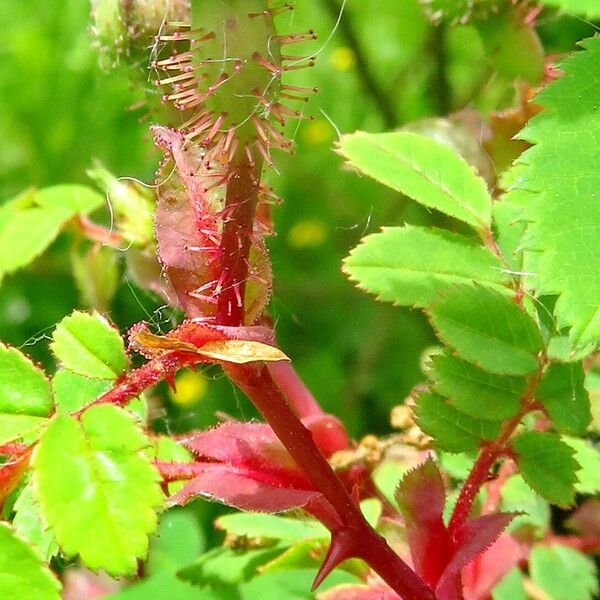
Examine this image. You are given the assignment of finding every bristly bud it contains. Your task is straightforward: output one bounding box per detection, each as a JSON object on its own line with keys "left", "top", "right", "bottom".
{"left": 153, "top": 0, "right": 317, "bottom": 164}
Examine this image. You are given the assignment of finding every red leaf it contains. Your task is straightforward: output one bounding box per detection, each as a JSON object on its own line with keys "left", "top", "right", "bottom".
{"left": 168, "top": 464, "right": 320, "bottom": 512}
{"left": 0, "top": 448, "right": 31, "bottom": 509}
{"left": 317, "top": 583, "right": 400, "bottom": 600}
{"left": 168, "top": 421, "right": 328, "bottom": 513}
{"left": 179, "top": 421, "right": 312, "bottom": 488}
{"left": 436, "top": 512, "right": 515, "bottom": 600}
{"left": 395, "top": 458, "right": 453, "bottom": 588}
{"left": 462, "top": 534, "right": 528, "bottom": 600}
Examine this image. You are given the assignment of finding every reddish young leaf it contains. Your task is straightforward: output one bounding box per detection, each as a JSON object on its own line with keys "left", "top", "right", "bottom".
{"left": 395, "top": 458, "right": 453, "bottom": 588}
{"left": 317, "top": 583, "right": 400, "bottom": 600}
{"left": 167, "top": 421, "right": 329, "bottom": 513}
{"left": 462, "top": 534, "right": 528, "bottom": 600}
{"left": 168, "top": 463, "right": 321, "bottom": 512}
{"left": 436, "top": 512, "right": 515, "bottom": 600}
{"left": 0, "top": 448, "right": 31, "bottom": 509}
{"left": 565, "top": 498, "right": 600, "bottom": 537}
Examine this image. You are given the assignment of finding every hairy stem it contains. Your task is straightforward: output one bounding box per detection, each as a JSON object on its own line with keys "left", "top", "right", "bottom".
{"left": 225, "top": 362, "right": 434, "bottom": 600}
{"left": 216, "top": 153, "right": 262, "bottom": 326}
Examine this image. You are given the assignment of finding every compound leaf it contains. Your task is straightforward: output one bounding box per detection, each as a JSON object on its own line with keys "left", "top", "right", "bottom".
{"left": 0, "top": 523, "right": 61, "bottom": 600}
{"left": 343, "top": 226, "right": 509, "bottom": 308}
{"left": 51, "top": 311, "right": 127, "bottom": 379}
{"left": 338, "top": 131, "right": 492, "bottom": 230}
{"left": 51, "top": 370, "right": 112, "bottom": 414}
{"left": 33, "top": 405, "right": 163, "bottom": 575}
{"left": 511, "top": 432, "right": 578, "bottom": 507}
{"left": 427, "top": 285, "right": 543, "bottom": 375}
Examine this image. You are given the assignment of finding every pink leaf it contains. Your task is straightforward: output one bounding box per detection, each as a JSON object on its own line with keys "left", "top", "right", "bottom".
{"left": 436, "top": 512, "right": 515, "bottom": 600}
{"left": 168, "top": 464, "right": 320, "bottom": 512}
{"left": 395, "top": 458, "right": 453, "bottom": 588}
{"left": 179, "top": 421, "right": 311, "bottom": 488}
{"left": 316, "top": 583, "right": 400, "bottom": 600}
{"left": 565, "top": 498, "right": 600, "bottom": 537}
{"left": 462, "top": 534, "right": 528, "bottom": 600}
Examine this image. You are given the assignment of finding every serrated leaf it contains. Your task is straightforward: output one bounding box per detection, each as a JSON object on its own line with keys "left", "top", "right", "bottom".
{"left": 492, "top": 200, "right": 527, "bottom": 274}
{"left": 0, "top": 344, "right": 52, "bottom": 417}
{"left": 538, "top": 0, "right": 600, "bottom": 18}
{"left": 395, "top": 458, "right": 451, "bottom": 588}
{"left": 0, "top": 523, "right": 61, "bottom": 600}
{"left": 338, "top": 131, "right": 492, "bottom": 230}
{"left": 537, "top": 363, "right": 591, "bottom": 435}
{"left": 12, "top": 482, "right": 58, "bottom": 562}
{"left": 436, "top": 513, "right": 515, "bottom": 600}
{"left": 429, "top": 351, "right": 524, "bottom": 421}
{"left": 513, "top": 37, "right": 600, "bottom": 350}
{"left": 414, "top": 391, "right": 500, "bottom": 453}
{"left": 33, "top": 405, "right": 163, "bottom": 575}
{"left": 215, "top": 513, "right": 328, "bottom": 543}
{"left": 427, "top": 285, "right": 543, "bottom": 375}
{"left": 0, "top": 185, "right": 104, "bottom": 279}
{"left": 178, "top": 545, "right": 285, "bottom": 587}
{"left": 343, "top": 226, "right": 510, "bottom": 308}
{"left": 511, "top": 432, "right": 578, "bottom": 507}
{"left": 529, "top": 545, "right": 598, "bottom": 600}
{"left": 562, "top": 437, "right": 600, "bottom": 495}
{"left": 51, "top": 311, "right": 127, "bottom": 379}
{"left": 52, "top": 370, "right": 112, "bottom": 414}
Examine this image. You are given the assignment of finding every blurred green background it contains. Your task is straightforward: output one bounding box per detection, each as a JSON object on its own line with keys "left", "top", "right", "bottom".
{"left": 0, "top": 2, "right": 595, "bottom": 595}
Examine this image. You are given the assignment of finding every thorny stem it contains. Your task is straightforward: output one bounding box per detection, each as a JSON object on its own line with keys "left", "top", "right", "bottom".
{"left": 225, "top": 362, "right": 435, "bottom": 600}
{"left": 216, "top": 153, "right": 262, "bottom": 327}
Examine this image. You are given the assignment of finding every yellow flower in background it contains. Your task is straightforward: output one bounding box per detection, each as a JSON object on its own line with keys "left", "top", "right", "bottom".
{"left": 169, "top": 369, "right": 208, "bottom": 406}
{"left": 330, "top": 47, "right": 356, "bottom": 71}
{"left": 303, "top": 119, "right": 334, "bottom": 146}
{"left": 288, "top": 219, "right": 328, "bottom": 249}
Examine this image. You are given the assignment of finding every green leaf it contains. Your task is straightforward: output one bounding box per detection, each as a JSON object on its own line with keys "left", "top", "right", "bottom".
{"left": 511, "top": 432, "right": 578, "bottom": 507}
{"left": 492, "top": 568, "right": 527, "bottom": 600}
{"left": 178, "top": 545, "right": 286, "bottom": 587}
{"left": 562, "top": 437, "right": 600, "bottom": 495}
{"left": 0, "top": 185, "right": 104, "bottom": 279}
{"left": 492, "top": 200, "right": 527, "bottom": 274}
{"left": 0, "top": 523, "right": 61, "bottom": 600}
{"left": 343, "top": 226, "right": 510, "bottom": 308}
{"left": 215, "top": 513, "right": 328, "bottom": 543}
{"left": 0, "top": 344, "right": 52, "bottom": 417}
{"left": 513, "top": 37, "right": 600, "bottom": 349}
{"left": 499, "top": 475, "right": 550, "bottom": 534}
{"left": 338, "top": 131, "right": 492, "bottom": 230}
{"left": 414, "top": 391, "right": 500, "bottom": 453}
{"left": 51, "top": 311, "right": 127, "bottom": 379}
{"left": 537, "top": 363, "right": 591, "bottom": 435}
{"left": 13, "top": 482, "right": 58, "bottom": 562}
{"left": 427, "top": 285, "right": 543, "bottom": 375}
{"left": 33, "top": 405, "right": 163, "bottom": 575}
{"left": 538, "top": 0, "right": 600, "bottom": 18}
{"left": 529, "top": 545, "right": 598, "bottom": 600}
{"left": 52, "top": 370, "right": 112, "bottom": 414}
{"left": 429, "top": 351, "right": 525, "bottom": 421}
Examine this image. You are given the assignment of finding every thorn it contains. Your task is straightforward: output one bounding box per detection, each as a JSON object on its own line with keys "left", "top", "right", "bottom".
{"left": 312, "top": 530, "right": 357, "bottom": 591}
{"left": 164, "top": 372, "right": 177, "bottom": 393}
{"left": 274, "top": 30, "right": 317, "bottom": 46}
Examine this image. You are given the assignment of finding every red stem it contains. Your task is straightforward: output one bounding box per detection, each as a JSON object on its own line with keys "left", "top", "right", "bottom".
{"left": 225, "top": 362, "right": 434, "bottom": 600}
{"left": 216, "top": 154, "right": 261, "bottom": 326}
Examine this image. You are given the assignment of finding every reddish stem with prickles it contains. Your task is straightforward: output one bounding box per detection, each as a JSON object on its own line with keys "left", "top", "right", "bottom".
{"left": 225, "top": 362, "right": 435, "bottom": 600}
{"left": 216, "top": 153, "right": 262, "bottom": 326}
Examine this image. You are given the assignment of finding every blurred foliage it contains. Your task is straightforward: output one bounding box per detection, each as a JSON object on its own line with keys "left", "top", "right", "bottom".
{"left": 0, "top": 2, "right": 598, "bottom": 596}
